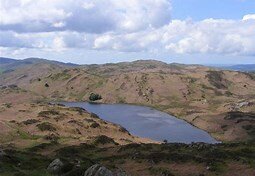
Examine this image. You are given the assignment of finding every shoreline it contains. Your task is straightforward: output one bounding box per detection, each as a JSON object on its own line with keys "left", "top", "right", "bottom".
{"left": 53, "top": 100, "right": 220, "bottom": 144}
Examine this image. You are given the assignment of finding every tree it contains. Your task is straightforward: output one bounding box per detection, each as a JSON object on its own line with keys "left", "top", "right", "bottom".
{"left": 163, "top": 139, "right": 168, "bottom": 144}
{"left": 89, "top": 93, "right": 102, "bottom": 101}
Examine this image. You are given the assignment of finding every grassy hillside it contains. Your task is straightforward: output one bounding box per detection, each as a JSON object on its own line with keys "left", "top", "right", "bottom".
{"left": 0, "top": 86, "right": 152, "bottom": 150}
{"left": 1, "top": 60, "right": 255, "bottom": 175}
{"left": 1, "top": 141, "right": 255, "bottom": 176}
{"left": 1, "top": 60, "right": 254, "bottom": 142}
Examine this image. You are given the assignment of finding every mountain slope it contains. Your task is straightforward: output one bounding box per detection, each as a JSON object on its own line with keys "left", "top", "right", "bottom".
{"left": 1, "top": 59, "right": 255, "bottom": 175}
{"left": 1, "top": 60, "right": 255, "bottom": 142}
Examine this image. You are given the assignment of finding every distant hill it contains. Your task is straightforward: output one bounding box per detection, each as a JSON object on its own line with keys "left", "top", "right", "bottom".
{"left": 212, "top": 64, "right": 255, "bottom": 72}
{"left": 0, "top": 57, "right": 79, "bottom": 73}
{"left": 223, "top": 64, "right": 255, "bottom": 72}
{"left": 0, "top": 57, "right": 18, "bottom": 64}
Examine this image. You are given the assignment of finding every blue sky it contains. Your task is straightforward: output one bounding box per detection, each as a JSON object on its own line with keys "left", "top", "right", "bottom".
{"left": 0, "top": 0, "right": 255, "bottom": 64}
{"left": 172, "top": 0, "right": 255, "bottom": 20}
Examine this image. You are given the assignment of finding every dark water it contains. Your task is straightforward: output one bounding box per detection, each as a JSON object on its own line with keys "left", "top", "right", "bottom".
{"left": 61, "top": 102, "right": 219, "bottom": 144}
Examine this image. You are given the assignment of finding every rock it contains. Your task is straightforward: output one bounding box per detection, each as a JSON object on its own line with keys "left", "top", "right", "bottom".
{"left": 233, "top": 101, "right": 252, "bottom": 110}
{"left": 0, "top": 149, "right": 6, "bottom": 158}
{"left": 114, "top": 169, "right": 128, "bottom": 176}
{"left": 47, "top": 158, "right": 64, "bottom": 175}
{"left": 84, "top": 164, "right": 113, "bottom": 176}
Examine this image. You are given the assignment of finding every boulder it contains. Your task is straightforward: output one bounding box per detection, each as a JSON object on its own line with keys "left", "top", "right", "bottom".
{"left": 114, "top": 169, "right": 128, "bottom": 176}
{"left": 0, "top": 149, "right": 6, "bottom": 158}
{"left": 84, "top": 164, "right": 113, "bottom": 176}
{"left": 47, "top": 158, "right": 64, "bottom": 175}
{"left": 84, "top": 164, "right": 128, "bottom": 176}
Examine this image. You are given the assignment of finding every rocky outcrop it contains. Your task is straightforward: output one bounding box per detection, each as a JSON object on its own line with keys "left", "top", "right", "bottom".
{"left": 84, "top": 164, "right": 128, "bottom": 176}
{"left": 84, "top": 164, "right": 113, "bottom": 176}
{"left": 114, "top": 169, "right": 128, "bottom": 176}
{"left": 0, "top": 149, "right": 6, "bottom": 158}
{"left": 47, "top": 158, "right": 64, "bottom": 175}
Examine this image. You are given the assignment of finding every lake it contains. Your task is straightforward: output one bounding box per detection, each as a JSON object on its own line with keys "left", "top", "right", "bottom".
{"left": 61, "top": 102, "right": 219, "bottom": 144}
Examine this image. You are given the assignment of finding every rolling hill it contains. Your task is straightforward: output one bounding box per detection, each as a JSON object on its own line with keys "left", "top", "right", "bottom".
{"left": 0, "top": 57, "right": 78, "bottom": 74}
{"left": 0, "top": 59, "right": 255, "bottom": 142}
{"left": 1, "top": 58, "right": 255, "bottom": 175}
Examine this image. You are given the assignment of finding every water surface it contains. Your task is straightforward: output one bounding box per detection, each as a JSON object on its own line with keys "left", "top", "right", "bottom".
{"left": 61, "top": 102, "right": 218, "bottom": 144}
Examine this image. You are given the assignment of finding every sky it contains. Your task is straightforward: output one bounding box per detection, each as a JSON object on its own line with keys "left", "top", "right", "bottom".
{"left": 0, "top": 0, "right": 255, "bottom": 64}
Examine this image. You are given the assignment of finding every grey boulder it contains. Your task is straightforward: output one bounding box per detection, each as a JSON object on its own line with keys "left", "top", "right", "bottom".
{"left": 84, "top": 164, "right": 113, "bottom": 176}
{"left": 84, "top": 164, "right": 128, "bottom": 176}
{"left": 47, "top": 158, "right": 64, "bottom": 175}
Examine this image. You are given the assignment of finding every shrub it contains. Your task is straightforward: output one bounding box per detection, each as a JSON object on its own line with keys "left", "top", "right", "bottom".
{"left": 37, "top": 122, "right": 56, "bottom": 131}
{"left": 89, "top": 93, "right": 102, "bottom": 101}
{"left": 23, "top": 119, "right": 40, "bottom": 125}
{"left": 38, "top": 110, "right": 60, "bottom": 118}
{"left": 225, "top": 91, "right": 233, "bottom": 96}
{"left": 94, "top": 135, "right": 118, "bottom": 145}
{"left": 90, "top": 122, "right": 100, "bottom": 128}
{"left": 3, "top": 103, "right": 12, "bottom": 108}
{"left": 163, "top": 139, "right": 168, "bottom": 144}
{"left": 225, "top": 111, "right": 255, "bottom": 120}
{"left": 90, "top": 113, "right": 99, "bottom": 119}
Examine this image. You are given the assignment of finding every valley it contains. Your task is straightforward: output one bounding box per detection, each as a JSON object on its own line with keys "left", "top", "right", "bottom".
{"left": 0, "top": 58, "right": 255, "bottom": 175}
{"left": 1, "top": 59, "right": 255, "bottom": 142}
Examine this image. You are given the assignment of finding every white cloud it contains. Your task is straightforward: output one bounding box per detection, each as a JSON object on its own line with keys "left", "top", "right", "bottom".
{"left": 94, "top": 35, "right": 113, "bottom": 49}
{"left": 0, "top": 0, "right": 255, "bottom": 57}
{"left": 52, "top": 36, "right": 66, "bottom": 52}
{"left": 82, "top": 2, "right": 95, "bottom": 10}
{"left": 243, "top": 14, "right": 255, "bottom": 21}
{"left": 163, "top": 19, "right": 255, "bottom": 56}
{"left": 0, "top": 0, "right": 171, "bottom": 33}
{"left": 52, "top": 22, "right": 66, "bottom": 28}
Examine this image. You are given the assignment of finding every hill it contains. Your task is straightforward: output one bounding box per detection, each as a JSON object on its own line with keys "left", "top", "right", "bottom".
{"left": 0, "top": 59, "right": 255, "bottom": 142}
{"left": 1, "top": 59, "right": 255, "bottom": 175}
{"left": 224, "top": 64, "right": 255, "bottom": 72}
{"left": 0, "top": 57, "right": 78, "bottom": 74}
{"left": 211, "top": 64, "right": 255, "bottom": 72}
{"left": 0, "top": 57, "right": 18, "bottom": 64}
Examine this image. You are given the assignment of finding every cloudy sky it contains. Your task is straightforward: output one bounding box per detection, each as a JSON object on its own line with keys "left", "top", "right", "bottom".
{"left": 0, "top": 0, "right": 255, "bottom": 64}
